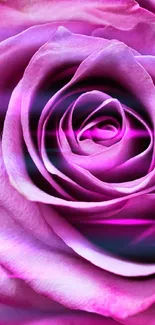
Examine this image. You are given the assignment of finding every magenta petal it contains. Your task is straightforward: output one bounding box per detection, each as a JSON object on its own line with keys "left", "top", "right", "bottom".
{"left": 0, "top": 23, "right": 61, "bottom": 131}
{"left": 0, "top": 264, "right": 64, "bottom": 311}
{"left": 0, "top": 0, "right": 154, "bottom": 41}
{"left": 0, "top": 138, "right": 72, "bottom": 254}
{"left": 1, "top": 202, "right": 155, "bottom": 319}
{"left": 136, "top": 55, "right": 155, "bottom": 83}
{"left": 58, "top": 94, "right": 127, "bottom": 173}
{"left": 43, "top": 202, "right": 155, "bottom": 277}
{"left": 59, "top": 90, "right": 110, "bottom": 155}
{"left": 93, "top": 22, "right": 155, "bottom": 55}
{"left": 0, "top": 0, "right": 154, "bottom": 47}
{"left": 1, "top": 150, "right": 155, "bottom": 318}
{"left": 0, "top": 1, "right": 102, "bottom": 41}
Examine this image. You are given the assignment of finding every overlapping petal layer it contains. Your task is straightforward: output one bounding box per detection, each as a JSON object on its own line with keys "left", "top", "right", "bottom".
{"left": 0, "top": 0, "right": 155, "bottom": 41}
{"left": 2, "top": 26, "right": 155, "bottom": 277}
{"left": 1, "top": 1, "right": 155, "bottom": 323}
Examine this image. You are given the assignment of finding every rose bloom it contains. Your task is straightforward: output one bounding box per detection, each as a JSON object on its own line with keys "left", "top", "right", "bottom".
{"left": 1, "top": 0, "right": 155, "bottom": 324}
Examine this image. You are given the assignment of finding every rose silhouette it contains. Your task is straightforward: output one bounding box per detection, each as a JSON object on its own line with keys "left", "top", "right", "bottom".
{"left": 1, "top": 1, "right": 155, "bottom": 325}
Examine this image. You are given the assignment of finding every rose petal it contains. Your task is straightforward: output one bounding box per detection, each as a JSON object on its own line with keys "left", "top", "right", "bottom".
{"left": 0, "top": 1, "right": 100, "bottom": 41}
{"left": 1, "top": 202, "right": 155, "bottom": 319}
{"left": 75, "top": 194, "right": 155, "bottom": 262}
{"left": 0, "top": 0, "right": 154, "bottom": 41}
{"left": 58, "top": 95, "right": 128, "bottom": 173}
{"left": 0, "top": 23, "right": 62, "bottom": 132}
{"left": 136, "top": 55, "right": 155, "bottom": 83}
{"left": 0, "top": 263, "right": 66, "bottom": 311}
{"left": 59, "top": 90, "right": 111, "bottom": 155}
{"left": 102, "top": 106, "right": 153, "bottom": 183}
{"left": 93, "top": 22, "right": 155, "bottom": 55}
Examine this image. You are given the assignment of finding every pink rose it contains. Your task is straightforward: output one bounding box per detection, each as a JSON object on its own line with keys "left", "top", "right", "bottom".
{"left": 1, "top": 1, "right": 155, "bottom": 324}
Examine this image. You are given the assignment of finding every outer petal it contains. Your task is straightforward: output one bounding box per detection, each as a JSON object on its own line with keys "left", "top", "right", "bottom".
{"left": 1, "top": 143, "right": 155, "bottom": 320}
{"left": 0, "top": 264, "right": 66, "bottom": 311}
{"left": 0, "top": 0, "right": 155, "bottom": 41}
{"left": 0, "top": 140, "right": 73, "bottom": 253}
{"left": 0, "top": 23, "right": 62, "bottom": 132}
{"left": 93, "top": 22, "right": 155, "bottom": 55}
{"left": 1, "top": 196, "right": 155, "bottom": 320}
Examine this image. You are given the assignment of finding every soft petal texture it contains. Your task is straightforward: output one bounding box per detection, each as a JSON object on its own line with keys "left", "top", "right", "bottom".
{"left": 0, "top": 23, "right": 59, "bottom": 133}
{"left": 0, "top": 264, "right": 66, "bottom": 311}
{"left": 93, "top": 22, "right": 155, "bottom": 55}
{"left": 0, "top": 139, "right": 73, "bottom": 254}
{"left": 1, "top": 168, "right": 155, "bottom": 321}
{"left": 1, "top": 205, "right": 155, "bottom": 320}
{"left": 0, "top": 0, "right": 155, "bottom": 41}
{"left": 43, "top": 202, "right": 155, "bottom": 277}
{"left": 136, "top": 55, "right": 155, "bottom": 83}
{"left": 3, "top": 29, "right": 155, "bottom": 278}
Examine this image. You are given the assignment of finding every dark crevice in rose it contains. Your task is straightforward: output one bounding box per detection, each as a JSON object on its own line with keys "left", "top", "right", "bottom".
{"left": 23, "top": 143, "right": 65, "bottom": 199}
{"left": 100, "top": 157, "right": 152, "bottom": 183}
{"left": 76, "top": 78, "right": 152, "bottom": 127}
{"left": 136, "top": 0, "right": 155, "bottom": 13}
{"left": 98, "top": 111, "right": 151, "bottom": 183}
{"left": 0, "top": 63, "right": 29, "bottom": 132}
{"left": 45, "top": 78, "right": 151, "bottom": 183}
{"left": 52, "top": 174, "right": 108, "bottom": 202}
{"left": 25, "top": 71, "right": 154, "bottom": 201}
{"left": 28, "top": 65, "right": 78, "bottom": 150}
{"left": 45, "top": 91, "right": 84, "bottom": 156}
{"left": 44, "top": 133, "right": 112, "bottom": 201}
{"left": 124, "top": 274, "right": 155, "bottom": 281}
{"left": 77, "top": 223, "right": 155, "bottom": 263}
{"left": 72, "top": 99, "right": 121, "bottom": 133}
{"left": 125, "top": 111, "right": 150, "bottom": 153}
